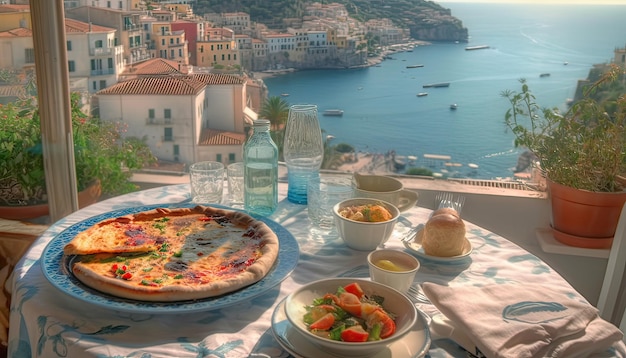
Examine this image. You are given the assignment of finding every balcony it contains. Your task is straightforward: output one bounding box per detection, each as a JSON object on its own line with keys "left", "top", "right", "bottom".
{"left": 89, "top": 47, "right": 113, "bottom": 56}
{"left": 90, "top": 68, "right": 115, "bottom": 76}
{"left": 146, "top": 117, "right": 173, "bottom": 125}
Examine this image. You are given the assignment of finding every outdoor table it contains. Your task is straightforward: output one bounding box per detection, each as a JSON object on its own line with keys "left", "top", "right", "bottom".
{"left": 7, "top": 182, "right": 624, "bottom": 357}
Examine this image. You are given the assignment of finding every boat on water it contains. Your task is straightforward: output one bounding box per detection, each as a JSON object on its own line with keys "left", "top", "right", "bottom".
{"left": 450, "top": 104, "right": 458, "bottom": 110}
{"left": 423, "top": 82, "right": 450, "bottom": 88}
{"left": 540, "top": 73, "right": 551, "bottom": 78}
{"left": 323, "top": 109, "right": 344, "bottom": 116}
{"left": 417, "top": 92, "right": 428, "bottom": 97}
{"left": 280, "top": 93, "right": 290, "bottom": 97}
{"left": 406, "top": 64, "right": 424, "bottom": 69}
{"left": 465, "top": 45, "right": 490, "bottom": 51}
{"left": 392, "top": 155, "right": 406, "bottom": 171}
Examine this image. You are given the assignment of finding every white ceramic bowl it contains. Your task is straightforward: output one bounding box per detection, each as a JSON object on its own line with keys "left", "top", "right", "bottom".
{"left": 368, "top": 249, "right": 420, "bottom": 293}
{"left": 333, "top": 198, "right": 400, "bottom": 251}
{"left": 284, "top": 278, "right": 418, "bottom": 356}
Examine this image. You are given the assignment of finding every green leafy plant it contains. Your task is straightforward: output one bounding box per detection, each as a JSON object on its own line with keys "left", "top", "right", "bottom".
{"left": 0, "top": 93, "right": 156, "bottom": 206}
{"left": 502, "top": 64, "right": 626, "bottom": 192}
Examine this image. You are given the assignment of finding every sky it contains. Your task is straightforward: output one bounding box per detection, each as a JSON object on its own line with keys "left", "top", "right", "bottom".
{"left": 438, "top": 0, "right": 626, "bottom": 4}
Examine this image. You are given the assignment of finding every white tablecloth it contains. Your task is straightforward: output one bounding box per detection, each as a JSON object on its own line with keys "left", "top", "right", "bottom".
{"left": 7, "top": 183, "right": 624, "bottom": 357}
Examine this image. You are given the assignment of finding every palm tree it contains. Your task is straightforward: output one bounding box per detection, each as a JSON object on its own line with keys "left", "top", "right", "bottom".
{"left": 259, "top": 96, "right": 290, "bottom": 160}
{"left": 259, "top": 96, "right": 289, "bottom": 131}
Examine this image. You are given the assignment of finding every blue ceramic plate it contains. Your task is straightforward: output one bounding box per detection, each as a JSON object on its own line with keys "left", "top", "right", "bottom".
{"left": 41, "top": 203, "right": 300, "bottom": 314}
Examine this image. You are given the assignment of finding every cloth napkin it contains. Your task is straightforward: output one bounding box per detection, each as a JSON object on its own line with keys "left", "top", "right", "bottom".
{"left": 422, "top": 282, "right": 626, "bottom": 358}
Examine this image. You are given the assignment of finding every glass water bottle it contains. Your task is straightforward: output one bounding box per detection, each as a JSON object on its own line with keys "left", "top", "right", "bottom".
{"left": 243, "top": 119, "right": 278, "bottom": 216}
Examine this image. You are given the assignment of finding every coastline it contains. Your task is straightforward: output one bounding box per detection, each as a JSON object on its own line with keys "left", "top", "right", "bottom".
{"left": 253, "top": 40, "right": 432, "bottom": 176}
{"left": 251, "top": 39, "right": 431, "bottom": 80}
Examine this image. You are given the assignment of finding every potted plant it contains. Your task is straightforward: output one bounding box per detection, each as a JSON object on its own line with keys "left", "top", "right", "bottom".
{"left": 502, "top": 64, "right": 626, "bottom": 248}
{"left": 0, "top": 93, "right": 156, "bottom": 220}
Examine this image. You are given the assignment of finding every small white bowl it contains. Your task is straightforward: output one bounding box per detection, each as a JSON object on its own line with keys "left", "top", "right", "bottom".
{"left": 284, "top": 278, "right": 418, "bottom": 356}
{"left": 333, "top": 198, "right": 400, "bottom": 251}
{"left": 368, "top": 249, "right": 420, "bottom": 293}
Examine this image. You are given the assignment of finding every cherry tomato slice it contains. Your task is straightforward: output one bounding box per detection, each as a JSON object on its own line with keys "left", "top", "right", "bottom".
{"left": 341, "top": 325, "right": 369, "bottom": 342}
{"left": 309, "top": 312, "right": 335, "bottom": 330}
{"left": 343, "top": 282, "right": 364, "bottom": 299}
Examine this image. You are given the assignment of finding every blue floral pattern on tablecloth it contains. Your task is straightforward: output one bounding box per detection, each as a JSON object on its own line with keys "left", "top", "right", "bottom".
{"left": 8, "top": 183, "right": 622, "bottom": 358}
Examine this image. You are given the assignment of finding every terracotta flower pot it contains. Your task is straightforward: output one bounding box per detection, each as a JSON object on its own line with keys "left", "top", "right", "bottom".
{"left": 548, "top": 179, "right": 626, "bottom": 249}
{"left": 0, "top": 180, "right": 102, "bottom": 221}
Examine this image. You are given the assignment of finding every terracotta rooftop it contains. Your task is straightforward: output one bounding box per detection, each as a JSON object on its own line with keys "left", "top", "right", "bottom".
{"left": 123, "top": 58, "right": 186, "bottom": 75}
{"left": 0, "top": 28, "right": 31, "bottom": 38}
{"left": 199, "top": 128, "right": 246, "bottom": 146}
{"left": 97, "top": 73, "right": 245, "bottom": 96}
{"left": 0, "top": 18, "right": 113, "bottom": 38}
{"left": 97, "top": 76, "right": 206, "bottom": 96}
{"left": 64, "top": 18, "right": 114, "bottom": 33}
{"left": 0, "top": 4, "right": 30, "bottom": 13}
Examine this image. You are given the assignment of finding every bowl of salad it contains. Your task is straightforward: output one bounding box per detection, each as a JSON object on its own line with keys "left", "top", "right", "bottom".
{"left": 284, "top": 278, "right": 418, "bottom": 356}
{"left": 333, "top": 198, "right": 400, "bottom": 251}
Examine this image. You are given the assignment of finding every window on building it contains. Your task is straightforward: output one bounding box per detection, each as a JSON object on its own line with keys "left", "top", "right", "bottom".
{"left": 66, "top": 41, "right": 72, "bottom": 51}
{"left": 95, "top": 40, "right": 103, "bottom": 48}
{"left": 170, "top": 49, "right": 175, "bottom": 58}
{"left": 162, "top": 39, "right": 165, "bottom": 46}
{"left": 170, "top": 38, "right": 174, "bottom": 44}
{"left": 92, "top": 81, "right": 97, "bottom": 91}
{"left": 107, "top": 1, "right": 111, "bottom": 8}
{"left": 164, "top": 127, "right": 173, "bottom": 141}
{"left": 119, "top": 1, "right": 122, "bottom": 9}
{"left": 179, "top": 49, "right": 182, "bottom": 57}
{"left": 25, "top": 48, "right": 35, "bottom": 63}
{"left": 216, "top": 154, "right": 222, "bottom": 162}
{"left": 68, "top": 61, "right": 75, "bottom": 72}
{"left": 148, "top": 109, "right": 155, "bottom": 122}
{"left": 107, "top": 58, "right": 113, "bottom": 69}
{"left": 164, "top": 109, "right": 171, "bottom": 123}
{"left": 91, "top": 58, "right": 102, "bottom": 71}
{"left": 228, "top": 153, "right": 236, "bottom": 162}
{"left": 99, "top": 80, "right": 106, "bottom": 90}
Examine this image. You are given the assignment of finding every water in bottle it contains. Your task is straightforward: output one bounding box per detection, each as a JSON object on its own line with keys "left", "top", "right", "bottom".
{"left": 243, "top": 119, "right": 278, "bottom": 216}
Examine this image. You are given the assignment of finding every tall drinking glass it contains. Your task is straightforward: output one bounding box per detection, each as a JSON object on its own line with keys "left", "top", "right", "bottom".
{"left": 283, "top": 104, "right": 324, "bottom": 204}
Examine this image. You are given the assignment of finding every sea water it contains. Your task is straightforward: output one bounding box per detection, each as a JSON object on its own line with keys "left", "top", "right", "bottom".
{"left": 263, "top": 3, "right": 626, "bottom": 180}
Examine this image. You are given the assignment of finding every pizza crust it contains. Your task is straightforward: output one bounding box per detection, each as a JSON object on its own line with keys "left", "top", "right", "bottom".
{"left": 64, "top": 206, "right": 280, "bottom": 302}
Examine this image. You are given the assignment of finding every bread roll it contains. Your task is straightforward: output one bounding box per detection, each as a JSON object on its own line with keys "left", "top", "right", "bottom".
{"left": 421, "top": 213, "right": 466, "bottom": 257}
{"left": 430, "top": 207, "right": 460, "bottom": 218}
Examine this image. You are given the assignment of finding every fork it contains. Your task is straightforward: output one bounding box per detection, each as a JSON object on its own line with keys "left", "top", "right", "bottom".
{"left": 407, "top": 284, "right": 431, "bottom": 304}
{"left": 435, "top": 192, "right": 466, "bottom": 214}
{"left": 400, "top": 224, "right": 424, "bottom": 244}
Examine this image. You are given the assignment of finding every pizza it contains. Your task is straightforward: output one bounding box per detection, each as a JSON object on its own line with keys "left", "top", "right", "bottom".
{"left": 63, "top": 205, "right": 280, "bottom": 302}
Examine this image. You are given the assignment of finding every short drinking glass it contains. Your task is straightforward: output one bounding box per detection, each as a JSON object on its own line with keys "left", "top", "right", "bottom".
{"left": 307, "top": 176, "right": 353, "bottom": 229}
{"left": 189, "top": 161, "right": 225, "bottom": 204}
{"left": 227, "top": 162, "right": 245, "bottom": 206}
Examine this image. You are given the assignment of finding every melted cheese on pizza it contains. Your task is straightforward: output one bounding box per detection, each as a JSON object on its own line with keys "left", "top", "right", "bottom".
{"left": 64, "top": 206, "right": 280, "bottom": 301}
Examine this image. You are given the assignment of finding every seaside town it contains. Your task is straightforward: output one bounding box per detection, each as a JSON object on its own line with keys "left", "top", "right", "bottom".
{"left": 0, "top": 0, "right": 466, "bottom": 179}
